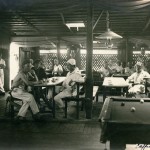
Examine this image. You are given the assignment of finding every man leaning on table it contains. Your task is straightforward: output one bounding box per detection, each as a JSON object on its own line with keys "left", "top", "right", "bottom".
{"left": 126, "top": 62, "right": 150, "bottom": 95}
{"left": 54, "top": 58, "right": 85, "bottom": 110}
{"left": 11, "top": 59, "right": 42, "bottom": 121}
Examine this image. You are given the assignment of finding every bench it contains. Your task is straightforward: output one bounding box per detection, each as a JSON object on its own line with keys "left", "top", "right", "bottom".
{"left": 62, "top": 84, "right": 99, "bottom": 119}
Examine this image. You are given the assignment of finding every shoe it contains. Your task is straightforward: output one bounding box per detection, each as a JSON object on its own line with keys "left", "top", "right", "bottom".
{"left": 39, "top": 105, "right": 46, "bottom": 112}
{"left": 33, "top": 113, "right": 44, "bottom": 121}
{"left": 0, "top": 90, "right": 5, "bottom": 95}
{"left": 14, "top": 116, "right": 26, "bottom": 122}
{"left": 57, "top": 107, "right": 65, "bottom": 113}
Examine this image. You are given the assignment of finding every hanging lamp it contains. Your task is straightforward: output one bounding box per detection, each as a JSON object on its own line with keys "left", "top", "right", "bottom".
{"left": 96, "top": 11, "right": 123, "bottom": 40}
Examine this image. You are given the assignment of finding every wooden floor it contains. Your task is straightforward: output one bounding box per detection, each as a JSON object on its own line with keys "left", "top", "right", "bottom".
{"left": 0, "top": 93, "right": 140, "bottom": 150}
{"left": 0, "top": 121, "right": 109, "bottom": 150}
{"left": 0, "top": 93, "right": 110, "bottom": 150}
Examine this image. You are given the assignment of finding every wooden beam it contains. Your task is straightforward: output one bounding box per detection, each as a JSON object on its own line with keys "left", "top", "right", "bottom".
{"left": 0, "top": 0, "right": 56, "bottom": 47}
{"left": 56, "top": 37, "right": 61, "bottom": 60}
{"left": 85, "top": 0, "right": 93, "bottom": 119}
{"left": 143, "top": 17, "right": 150, "bottom": 32}
{"left": 93, "top": 10, "right": 104, "bottom": 30}
{"left": 14, "top": 12, "right": 56, "bottom": 47}
{"left": 60, "top": 13, "right": 73, "bottom": 33}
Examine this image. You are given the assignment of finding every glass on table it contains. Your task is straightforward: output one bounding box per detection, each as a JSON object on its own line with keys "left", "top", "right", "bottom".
{"left": 107, "top": 78, "right": 112, "bottom": 85}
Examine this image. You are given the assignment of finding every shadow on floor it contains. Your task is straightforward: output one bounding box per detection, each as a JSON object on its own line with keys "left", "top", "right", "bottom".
{"left": 0, "top": 92, "right": 103, "bottom": 122}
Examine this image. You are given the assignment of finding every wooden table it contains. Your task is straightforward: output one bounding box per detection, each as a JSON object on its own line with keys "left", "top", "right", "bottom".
{"left": 112, "top": 73, "right": 129, "bottom": 80}
{"left": 102, "top": 77, "right": 129, "bottom": 102}
{"left": 33, "top": 76, "right": 66, "bottom": 118}
{"left": 143, "top": 77, "right": 150, "bottom": 95}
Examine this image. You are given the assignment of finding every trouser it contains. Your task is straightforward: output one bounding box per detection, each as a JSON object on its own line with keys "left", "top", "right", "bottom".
{"left": 0, "top": 77, "right": 4, "bottom": 92}
{"left": 54, "top": 90, "right": 72, "bottom": 108}
{"left": 12, "top": 88, "right": 39, "bottom": 117}
{"left": 47, "top": 86, "right": 61, "bottom": 100}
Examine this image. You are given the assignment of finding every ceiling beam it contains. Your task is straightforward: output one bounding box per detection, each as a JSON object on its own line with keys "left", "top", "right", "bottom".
{"left": 60, "top": 13, "right": 73, "bottom": 33}
{"left": 143, "top": 17, "right": 150, "bottom": 32}
{"left": 0, "top": 0, "right": 56, "bottom": 47}
{"left": 13, "top": 12, "right": 56, "bottom": 47}
{"left": 93, "top": 10, "right": 104, "bottom": 30}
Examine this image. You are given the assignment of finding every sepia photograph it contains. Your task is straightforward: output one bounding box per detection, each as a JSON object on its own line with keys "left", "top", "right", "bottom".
{"left": 0, "top": 0, "right": 150, "bottom": 149}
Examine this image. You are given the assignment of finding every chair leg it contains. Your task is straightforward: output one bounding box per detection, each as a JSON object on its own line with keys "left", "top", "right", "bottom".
{"left": 52, "top": 100, "right": 55, "bottom": 118}
{"left": 5, "top": 97, "right": 9, "bottom": 115}
{"left": 76, "top": 100, "right": 79, "bottom": 119}
{"left": 10, "top": 103, "right": 15, "bottom": 119}
{"left": 65, "top": 100, "right": 67, "bottom": 118}
{"left": 81, "top": 100, "right": 84, "bottom": 111}
{"left": 96, "top": 92, "right": 99, "bottom": 102}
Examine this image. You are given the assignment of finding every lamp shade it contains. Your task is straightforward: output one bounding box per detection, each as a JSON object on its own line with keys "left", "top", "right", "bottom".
{"left": 96, "top": 29, "right": 123, "bottom": 40}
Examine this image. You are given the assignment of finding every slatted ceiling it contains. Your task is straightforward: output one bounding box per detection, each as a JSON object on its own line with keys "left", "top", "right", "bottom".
{"left": 0, "top": 0, "right": 150, "bottom": 47}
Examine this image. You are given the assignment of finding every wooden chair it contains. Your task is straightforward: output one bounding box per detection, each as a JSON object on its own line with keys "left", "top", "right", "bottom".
{"left": 5, "top": 91, "right": 23, "bottom": 119}
{"left": 62, "top": 82, "right": 84, "bottom": 119}
{"left": 62, "top": 82, "right": 99, "bottom": 119}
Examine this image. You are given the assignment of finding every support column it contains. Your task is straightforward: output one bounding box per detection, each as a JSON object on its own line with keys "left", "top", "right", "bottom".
{"left": 75, "top": 47, "right": 81, "bottom": 69}
{"left": 117, "top": 38, "right": 133, "bottom": 66}
{"left": 57, "top": 38, "right": 61, "bottom": 61}
{"left": 31, "top": 47, "right": 40, "bottom": 60}
{"left": 126, "top": 38, "right": 133, "bottom": 63}
{"left": 85, "top": 0, "right": 93, "bottom": 119}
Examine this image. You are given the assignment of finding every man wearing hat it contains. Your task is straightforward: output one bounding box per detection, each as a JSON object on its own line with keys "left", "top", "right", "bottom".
{"left": 54, "top": 58, "right": 85, "bottom": 110}
{"left": 126, "top": 61, "right": 150, "bottom": 95}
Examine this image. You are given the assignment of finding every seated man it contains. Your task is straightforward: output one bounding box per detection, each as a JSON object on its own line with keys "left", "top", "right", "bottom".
{"left": 99, "top": 61, "right": 110, "bottom": 79}
{"left": 52, "top": 58, "right": 63, "bottom": 76}
{"left": 124, "top": 61, "right": 135, "bottom": 76}
{"left": 116, "top": 60, "right": 124, "bottom": 73}
{"left": 32, "top": 59, "right": 47, "bottom": 81}
{"left": 108, "top": 59, "right": 118, "bottom": 76}
{"left": 54, "top": 59, "right": 85, "bottom": 110}
{"left": 11, "top": 59, "right": 42, "bottom": 121}
{"left": 126, "top": 62, "right": 150, "bottom": 95}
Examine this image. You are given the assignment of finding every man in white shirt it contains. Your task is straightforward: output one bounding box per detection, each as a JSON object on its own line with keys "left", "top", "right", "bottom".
{"left": 54, "top": 59, "right": 85, "bottom": 109}
{"left": 0, "top": 53, "right": 6, "bottom": 93}
{"left": 126, "top": 62, "right": 150, "bottom": 94}
{"left": 52, "top": 58, "right": 63, "bottom": 76}
{"left": 99, "top": 61, "right": 110, "bottom": 79}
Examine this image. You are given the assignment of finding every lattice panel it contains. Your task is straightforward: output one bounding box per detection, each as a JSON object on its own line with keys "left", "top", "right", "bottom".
{"left": 80, "top": 54, "right": 86, "bottom": 70}
{"left": 92, "top": 54, "right": 118, "bottom": 71}
{"left": 40, "top": 53, "right": 57, "bottom": 68}
{"left": 133, "top": 54, "right": 150, "bottom": 65}
{"left": 59, "top": 54, "right": 68, "bottom": 66}
{"left": 40, "top": 53, "right": 118, "bottom": 71}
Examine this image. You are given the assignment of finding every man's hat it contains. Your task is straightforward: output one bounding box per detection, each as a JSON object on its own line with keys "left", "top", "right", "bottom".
{"left": 136, "top": 61, "right": 142, "bottom": 67}
{"left": 67, "top": 59, "right": 76, "bottom": 65}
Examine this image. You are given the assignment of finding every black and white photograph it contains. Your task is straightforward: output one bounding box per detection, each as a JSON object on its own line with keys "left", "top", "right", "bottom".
{"left": 0, "top": 0, "right": 150, "bottom": 149}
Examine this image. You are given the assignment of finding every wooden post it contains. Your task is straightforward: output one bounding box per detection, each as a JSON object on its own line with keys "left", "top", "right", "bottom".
{"left": 85, "top": 0, "right": 93, "bottom": 119}
{"left": 57, "top": 38, "right": 61, "bottom": 61}
{"left": 31, "top": 47, "right": 40, "bottom": 60}
{"left": 126, "top": 38, "right": 133, "bottom": 63}
{"left": 75, "top": 47, "right": 81, "bottom": 69}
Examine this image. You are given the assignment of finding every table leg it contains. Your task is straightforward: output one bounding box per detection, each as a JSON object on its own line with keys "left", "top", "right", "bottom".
{"left": 110, "top": 139, "right": 126, "bottom": 150}
{"left": 103, "top": 87, "right": 106, "bottom": 103}
{"left": 52, "top": 86, "right": 55, "bottom": 118}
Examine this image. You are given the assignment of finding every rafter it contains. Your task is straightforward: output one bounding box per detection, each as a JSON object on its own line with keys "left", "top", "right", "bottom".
{"left": 60, "top": 13, "right": 73, "bottom": 33}
{"left": 143, "top": 17, "right": 150, "bottom": 32}
{"left": 93, "top": 10, "right": 104, "bottom": 30}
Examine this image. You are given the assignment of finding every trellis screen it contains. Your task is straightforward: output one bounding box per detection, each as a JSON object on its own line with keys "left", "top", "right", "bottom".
{"left": 40, "top": 53, "right": 118, "bottom": 71}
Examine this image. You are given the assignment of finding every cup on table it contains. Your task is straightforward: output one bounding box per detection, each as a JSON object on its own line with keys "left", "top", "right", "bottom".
{"left": 42, "top": 78, "right": 47, "bottom": 83}
{"left": 108, "top": 79, "right": 112, "bottom": 85}
{"left": 51, "top": 77, "right": 56, "bottom": 82}
{"left": 46, "top": 78, "right": 50, "bottom": 82}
